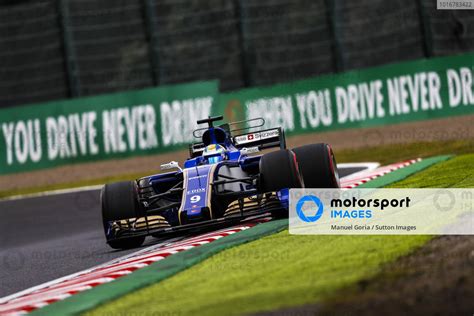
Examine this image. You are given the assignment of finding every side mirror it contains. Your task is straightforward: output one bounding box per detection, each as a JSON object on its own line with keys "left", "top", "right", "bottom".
{"left": 160, "top": 161, "right": 181, "bottom": 171}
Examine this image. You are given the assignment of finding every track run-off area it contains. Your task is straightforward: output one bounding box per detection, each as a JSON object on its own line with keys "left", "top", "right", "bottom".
{"left": 0, "top": 160, "right": 422, "bottom": 315}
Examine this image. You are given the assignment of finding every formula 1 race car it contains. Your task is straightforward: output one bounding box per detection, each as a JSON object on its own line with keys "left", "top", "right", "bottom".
{"left": 101, "top": 116, "right": 340, "bottom": 249}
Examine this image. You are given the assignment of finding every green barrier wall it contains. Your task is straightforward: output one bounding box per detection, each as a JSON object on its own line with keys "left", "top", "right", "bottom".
{"left": 219, "top": 53, "right": 474, "bottom": 134}
{"left": 0, "top": 81, "right": 218, "bottom": 175}
{"left": 1, "top": 53, "right": 473, "bottom": 175}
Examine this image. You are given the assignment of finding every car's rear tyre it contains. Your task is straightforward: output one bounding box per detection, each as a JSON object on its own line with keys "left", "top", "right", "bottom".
{"left": 292, "top": 143, "right": 340, "bottom": 188}
{"left": 101, "top": 181, "right": 145, "bottom": 249}
{"left": 259, "top": 149, "right": 303, "bottom": 192}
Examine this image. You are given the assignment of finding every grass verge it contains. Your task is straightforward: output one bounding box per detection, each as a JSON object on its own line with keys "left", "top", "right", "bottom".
{"left": 385, "top": 153, "right": 474, "bottom": 188}
{"left": 88, "top": 154, "right": 474, "bottom": 316}
{"left": 1, "top": 139, "right": 472, "bottom": 199}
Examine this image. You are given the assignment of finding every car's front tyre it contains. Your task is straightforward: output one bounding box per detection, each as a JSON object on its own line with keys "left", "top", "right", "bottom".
{"left": 101, "top": 181, "right": 145, "bottom": 249}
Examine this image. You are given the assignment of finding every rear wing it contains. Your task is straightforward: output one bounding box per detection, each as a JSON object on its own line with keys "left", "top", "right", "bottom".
{"left": 233, "top": 127, "right": 286, "bottom": 151}
{"left": 188, "top": 117, "right": 285, "bottom": 158}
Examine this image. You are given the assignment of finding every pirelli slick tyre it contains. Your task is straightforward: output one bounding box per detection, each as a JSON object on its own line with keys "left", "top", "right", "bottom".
{"left": 292, "top": 143, "right": 340, "bottom": 188}
{"left": 259, "top": 149, "right": 304, "bottom": 192}
{"left": 101, "top": 181, "right": 145, "bottom": 249}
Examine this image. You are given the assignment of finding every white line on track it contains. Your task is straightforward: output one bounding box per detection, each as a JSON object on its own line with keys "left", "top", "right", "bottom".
{"left": 0, "top": 185, "right": 103, "bottom": 202}
{"left": 337, "top": 162, "right": 380, "bottom": 170}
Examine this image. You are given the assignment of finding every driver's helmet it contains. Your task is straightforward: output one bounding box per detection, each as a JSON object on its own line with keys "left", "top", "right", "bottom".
{"left": 202, "top": 144, "right": 226, "bottom": 164}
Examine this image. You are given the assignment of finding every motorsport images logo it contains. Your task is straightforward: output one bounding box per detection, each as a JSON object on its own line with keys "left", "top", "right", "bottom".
{"left": 296, "top": 195, "right": 324, "bottom": 222}
{"left": 290, "top": 188, "right": 474, "bottom": 235}
{"left": 296, "top": 193, "right": 412, "bottom": 223}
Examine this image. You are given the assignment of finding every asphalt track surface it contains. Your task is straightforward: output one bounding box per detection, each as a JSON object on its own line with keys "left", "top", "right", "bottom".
{"left": 0, "top": 166, "right": 362, "bottom": 298}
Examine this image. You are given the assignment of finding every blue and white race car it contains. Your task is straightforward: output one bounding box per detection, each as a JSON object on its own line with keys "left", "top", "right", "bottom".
{"left": 101, "top": 116, "right": 340, "bottom": 249}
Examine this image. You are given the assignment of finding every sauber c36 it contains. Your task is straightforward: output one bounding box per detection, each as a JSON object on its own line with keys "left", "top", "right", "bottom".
{"left": 101, "top": 116, "right": 340, "bottom": 249}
